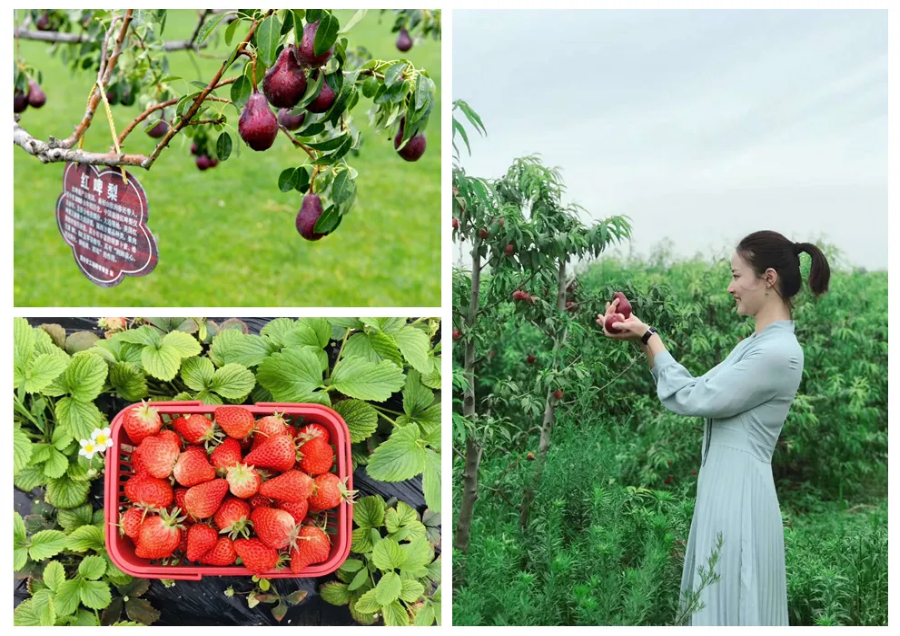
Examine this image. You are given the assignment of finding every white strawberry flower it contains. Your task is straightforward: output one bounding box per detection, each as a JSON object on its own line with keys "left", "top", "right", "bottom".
{"left": 91, "top": 427, "right": 114, "bottom": 450}
{"left": 79, "top": 439, "right": 99, "bottom": 459}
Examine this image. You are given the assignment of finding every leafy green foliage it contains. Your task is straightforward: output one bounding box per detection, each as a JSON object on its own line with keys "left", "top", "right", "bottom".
{"left": 452, "top": 248, "right": 887, "bottom": 625}
{"left": 320, "top": 495, "right": 441, "bottom": 625}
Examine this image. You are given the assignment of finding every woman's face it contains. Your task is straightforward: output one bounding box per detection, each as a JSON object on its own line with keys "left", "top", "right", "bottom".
{"left": 727, "top": 253, "right": 768, "bottom": 316}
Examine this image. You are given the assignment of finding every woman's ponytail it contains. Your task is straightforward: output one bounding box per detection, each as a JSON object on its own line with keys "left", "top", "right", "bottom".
{"left": 795, "top": 242, "right": 831, "bottom": 297}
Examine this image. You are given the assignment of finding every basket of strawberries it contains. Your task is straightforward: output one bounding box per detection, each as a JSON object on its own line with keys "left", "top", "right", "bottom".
{"left": 104, "top": 401, "right": 354, "bottom": 580}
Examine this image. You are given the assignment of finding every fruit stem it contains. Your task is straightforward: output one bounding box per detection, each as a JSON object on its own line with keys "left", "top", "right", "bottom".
{"left": 375, "top": 411, "right": 398, "bottom": 427}
{"left": 249, "top": 50, "right": 259, "bottom": 91}
{"left": 328, "top": 329, "right": 351, "bottom": 378}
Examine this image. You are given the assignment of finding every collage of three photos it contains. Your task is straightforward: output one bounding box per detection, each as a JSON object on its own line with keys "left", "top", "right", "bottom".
{"left": 12, "top": 6, "right": 888, "bottom": 629}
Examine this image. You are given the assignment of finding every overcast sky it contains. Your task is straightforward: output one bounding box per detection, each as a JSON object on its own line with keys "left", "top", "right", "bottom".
{"left": 453, "top": 10, "right": 887, "bottom": 270}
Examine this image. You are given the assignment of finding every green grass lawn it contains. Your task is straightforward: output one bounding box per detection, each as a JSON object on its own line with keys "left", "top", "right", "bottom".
{"left": 14, "top": 10, "right": 441, "bottom": 307}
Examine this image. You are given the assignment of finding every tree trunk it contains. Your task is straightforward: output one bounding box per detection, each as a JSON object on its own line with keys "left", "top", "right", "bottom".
{"left": 454, "top": 234, "right": 482, "bottom": 553}
{"left": 520, "top": 258, "right": 568, "bottom": 530}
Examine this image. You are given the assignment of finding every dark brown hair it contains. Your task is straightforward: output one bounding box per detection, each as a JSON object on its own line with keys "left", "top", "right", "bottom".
{"left": 736, "top": 230, "right": 830, "bottom": 301}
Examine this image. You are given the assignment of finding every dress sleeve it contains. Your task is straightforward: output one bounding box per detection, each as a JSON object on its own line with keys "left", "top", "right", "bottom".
{"left": 649, "top": 344, "right": 794, "bottom": 419}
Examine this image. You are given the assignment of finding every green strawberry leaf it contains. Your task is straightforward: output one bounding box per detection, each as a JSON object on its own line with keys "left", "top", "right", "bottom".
{"left": 319, "top": 581, "right": 352, "bottom": 606}
{"left": 43, "top": 560, "right": 66, "bottom": 592}
{"left": 14, "top": 427, "right": 33, "bottom": 474}
{"left": 366, "top": 424, "right": 425, "bottom": 482}
{"left": 259, "top": 318, "right": 297, "bottom": 347}
{"left": 372, "top": 538, "right": 406, "bottom": 571}
{"left": 114, "top": 326, "right": 160, "bottom": 347}
{"left": 57, "top": 505, "right": 94, "bottom": 534}
{"left": 333, "top": 399, "right": 378, "bottom": 443}
{"left": 423, "top": 449, "right": 441, "bottom": 513}
{"left": 78, "top": 554, "right": 107, "bottom": 580}
{"left": 64, "top": 353, "right": 108, "bottom": 402}
{"left": 108, "top": 361, "right": 148, "bottom": 401}
{"left": 79, "top": 579, "right": 112, "bottom": 610}
{"left": 353, "top": 588, "right": 382, "bottom": 614}
{"left": 393, "top": 326, "right": 433, "bottom": 374}
{"left": 66, "top": 525, "right": 105, "bottom": 552}
{"left": 24, "top": 353, "right": 68, "bottom": 394}
{"left": 56, "top": 397, "right": 104, "bottom": 441}
{"left": 46, "top": 475, "right": 91, "bottom": 510}
{"left": 210, "top": 363, "right": 256, "bottom": 399}
{"left": 383, "top": 600, "right": 410, "bottom": 626}
{"left": 257, "top": 347, "right": 328, "bottom": 404}
{"left": 28, "top": 529, "right": 69, "bottom": 560}
{"left": 353, "top": 496, "right": 385, "bottom": 530}
{"left": 141, "top": 344, "right": 182, "bottom": 381}
{"left": 180, "top": 356, "right": 215, "bottom": 391}
{"left": 402, "top": 370, "right": 433, "bottom": 416}
{"left": 399, "top": 579, "right": 425, "bottom": 604}
{"left": 374, "top": 571, "right": 402, "bottom": 606}
{"left": 331, "top": 357, "right": 405, "bottom": 402}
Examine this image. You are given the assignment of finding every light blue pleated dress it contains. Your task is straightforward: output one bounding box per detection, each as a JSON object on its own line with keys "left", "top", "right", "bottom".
{"left": 650, "top": 320, "right": 803, "bottom": 625}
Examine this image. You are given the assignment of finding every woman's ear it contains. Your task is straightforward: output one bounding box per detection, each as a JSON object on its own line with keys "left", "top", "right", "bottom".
{"left": 765, "top": 267, "right": 778, "bottom": 289}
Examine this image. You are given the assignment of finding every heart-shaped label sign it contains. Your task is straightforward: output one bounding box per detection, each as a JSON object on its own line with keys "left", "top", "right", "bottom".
{"left": 56, "top": 162, "right": 158, "bottom": 287}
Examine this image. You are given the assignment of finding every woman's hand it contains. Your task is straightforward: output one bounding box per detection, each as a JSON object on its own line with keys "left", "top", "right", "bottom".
{"left": 597, "top": 298, "right": 650, "bottom": 341}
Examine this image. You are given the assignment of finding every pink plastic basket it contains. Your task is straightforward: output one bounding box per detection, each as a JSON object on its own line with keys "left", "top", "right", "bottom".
{"left": 104, "top": 401, "right": 353, "bottom": 580}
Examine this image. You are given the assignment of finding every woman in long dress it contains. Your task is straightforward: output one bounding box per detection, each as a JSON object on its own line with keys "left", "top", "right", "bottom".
{"left": 599, "top": 230, "right": 831, "bottom": 625}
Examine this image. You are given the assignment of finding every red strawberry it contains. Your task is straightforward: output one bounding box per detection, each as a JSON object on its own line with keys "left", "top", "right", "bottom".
{"left": 173, "top": 414, "right": 216, "bottom": 445}
{"left": 244, "top": 435, "right": 296, "bottom": 473}
{"left": 120, "top": 507, "right": 145, "bottom": 539}
{"left": 173, "top": 446, "right": 217, "bottom": 487}
{"left": 215, "top": 406, "right": 255, "bottom": 440}
{"left": 136, "top": 434, "right": 180, "bottom": 479}
{"left": 289, "top": 525, "right": 331, "bottom": 573}
{"left": 174, "top": 487, "right": 189, "bottom": 511}
{"left": 122, "top": 402, "right": 162, "bottom": 444}
{"left": 125, "top": 474, "right": 173, "bottom": 508}
{"left": 186, "top": 523, "right": 218, "bottom": 561}
{"left": 135, "top": 510, "right": 183, "bottom": 560}
{"left": 251, "top": 507, "right": 296, "bottom": 550}
{"left": 130, "top": 445, "right": 147, "bottom": 474}
{"left": 286, "top": 425, "right": 298, "bottom": 438}
{"left": 226, "top": 463, "right": 260, "bottom": 499}
{"left": 157, "top": 429, "right": 183, "bottom": 450}
{"left": 308, "top": 473, "right": 355, "bottom": 512}
{"left": 233, "top": 538, "right": 280, "bottom": 575}
{"left": 200, "top": 536, "right": 237, "bottom": 566}
{"left": 184, "top": 479, "right": 229, "bottom": 519}
{"left": 297, "top": 423, "right": 329, "bottom": 444}
{"left": 259, "top": 470, "right": 314, "bottom": 503}
{"left": 214, "top": 497, "right": 252, "bottom": 539}
{"left": 210, "top": 437, "right": 243, "bottom": 471}
{"left": 177, "top": 529, "right": 189, "bottom": 554}
{"left": 277, "top": 499, "right": 309, "bottom": 525}
{"left": 249, "top": 493, "right": 273, "bottom": 509}
{"left": 251, "top": 413, "right": 289, "bottom": 450}
{"left": 298, "top": 437, "right": 333, "bottom": 475}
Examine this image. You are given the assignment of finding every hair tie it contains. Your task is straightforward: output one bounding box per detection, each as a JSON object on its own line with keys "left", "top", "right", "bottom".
{"left": 793, "top": 242, "right": 803, "bottom": 256}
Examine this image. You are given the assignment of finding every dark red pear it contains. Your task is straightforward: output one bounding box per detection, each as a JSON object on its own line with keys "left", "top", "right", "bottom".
{"left": 238, "top": 91, "right": 278, "bottom": 151}
{"left": 612, "top": 292, "right": 632, "bottom": 318}
{"left": 196, "top": 155, "right": 211, "bottom": 171}
{"left": 396, "top": 28, "right": 413, "bottom": 52}
{"left": 295, "top": 21, "right": 334, "bottom": 68}
{"left": 394, "top": 118, "right": 427, "bottom": 162}
{"left": 209, "top": 157, "right": 219, "bottom": 168}
{"left": 147, "top": 120, "right": 168, "bottom": 139}
{"left": 36, "top": 12, "right": 51, "bottom": 31}
{"left": 105, "top": 89, "right": 118, "bottom": 105}
{"left": 27, "top": 80, "right": 46, "bottom": 108}
{"left": 278, "top": 108, "right": 305, "bottom": 131}
{"left": 306, "top": 76, "right": 335, "bottom": 114}
{"left": 14, "top": 90, "right": 28, "bottom": 114}
{"left": 190, "top": 142, "right": 199, "bottom": 155}
{"left": 296, "top": 193, "right": 327, "bottom": 241}
{"left": 262, "top": 45, "right": 307, "bottom": 109}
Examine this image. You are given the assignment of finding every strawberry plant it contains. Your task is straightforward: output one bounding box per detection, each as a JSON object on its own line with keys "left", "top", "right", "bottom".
{"left": 319, "top": 495, "right": 440, "bottom": 626}
{"left": 14, "top": 9, "right": 437, "bottom": 241}
{"left": 14, "top": 316, "right": 441, "bottom": 625}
